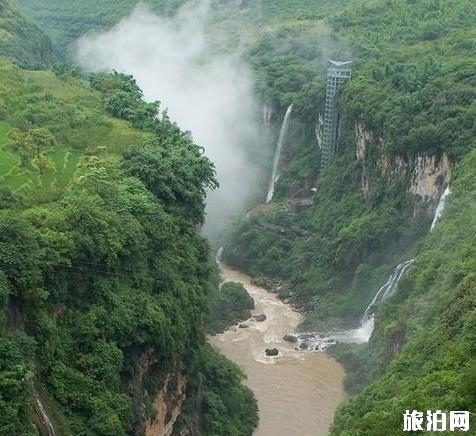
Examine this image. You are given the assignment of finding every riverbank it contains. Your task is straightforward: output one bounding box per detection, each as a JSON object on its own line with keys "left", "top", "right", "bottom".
{"left": 209, "top": 264, "right": 345, "bottom": 436}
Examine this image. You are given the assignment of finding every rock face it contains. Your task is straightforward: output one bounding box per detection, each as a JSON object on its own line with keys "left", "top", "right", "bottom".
{"left": 263, "top": 103, "right": 274, "bottom": 128}
{"left": 253, "top": 314, "right": 267, "bottom": 322}
{"left": 409, "top": 153, "right": 451, "bottom": 201}
{"left": 354, "top": 121, "right": 452, "bottom": 206}
{"left": 283, "top": 334, "right": 298, "bottom": 343}
{"left": 265, "top": 348, "right": 279, "bottom": 356}
{"left": 145, "top": 373, "right": 188, "bottom": 436}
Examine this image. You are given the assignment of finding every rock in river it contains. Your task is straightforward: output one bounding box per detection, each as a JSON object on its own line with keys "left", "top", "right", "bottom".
{"left": 283, "top": 334, "right": 298, "bottom": 343}
{"left": 254, "top": 314, "right": 267, "bottom": 322}
{"left": 265, "top": 348, "right": 279, "bottom": 356}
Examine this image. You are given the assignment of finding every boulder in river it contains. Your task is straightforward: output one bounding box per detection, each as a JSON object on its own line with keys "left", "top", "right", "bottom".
{"left": 253, "top": 314, "right": 267, "bottom": 322}
{"left": 239, "top": 323, "right": 249, "bottom": 329}
{"left": 299, "top": 342, "right": 309, "bottom": 350}
{"left": 283, "top": 334, "right": 298, "bottom": 343}
{"left": 265, "top": 348, "right": 279, "bottom": 356}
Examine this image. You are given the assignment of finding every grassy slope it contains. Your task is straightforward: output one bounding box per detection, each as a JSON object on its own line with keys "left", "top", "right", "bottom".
{"left": 10, "top": 0, "right": 476, "bottom": 433}
{"left": 0, "top": 0, "right": 53, "bottom": 67}
{"left": 0, "top": 58, "right": 144, "bottom": 201}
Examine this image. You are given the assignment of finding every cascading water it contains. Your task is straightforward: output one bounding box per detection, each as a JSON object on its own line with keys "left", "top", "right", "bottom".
{"left": 263, "top": 104, "right": 272, "bottom": 128}
{"left": 266, "top": 105, "right": 293, "bottom": 204}
{"left": 216, "top": 246, "right": 224, "bottom": 264}
{"left": 297, "top": 259, "right": 416, "bottom": 349}
{"left": 338, "top": 259, "right": 416, "bottom": 344}
{"left": 431, "top": 186, "right": 451, "bottom": 230}
{"left": 33, "top": 385, "right": 57, "bottom": 436}
{"left": 295, "top": 184, "right": 452, "bottom": 351}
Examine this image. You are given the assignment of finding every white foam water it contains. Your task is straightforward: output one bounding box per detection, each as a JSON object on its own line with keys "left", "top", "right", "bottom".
{"left": 431, "top": 186, "right": 451, "bottom": 230}
{"left": 266, "top": 105, "right": 293, "bottom": 203}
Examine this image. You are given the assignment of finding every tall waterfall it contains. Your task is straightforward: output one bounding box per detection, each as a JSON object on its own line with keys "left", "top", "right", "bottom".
{"left": 431, "top": 186, "right": 451, "bottom": 230}
{"left": 338, "top": 184, "right": 452, "bottom": 343}
{"left": 266, "top": 105, "right": 293, "bottom": 204}
{"left": 263, "top": 104, "right": 273, "bottom": 128}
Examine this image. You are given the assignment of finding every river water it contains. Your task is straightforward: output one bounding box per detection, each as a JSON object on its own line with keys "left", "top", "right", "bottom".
{"left": 209, "top": 265, "right": 345, "bottom": 436}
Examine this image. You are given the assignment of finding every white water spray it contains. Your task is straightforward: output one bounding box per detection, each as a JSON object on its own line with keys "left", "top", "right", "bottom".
{"left": 216, "top": 246, "right": 224, "bottom": 264}
{"left": 348, "top": 259, "right": 415, "bottom": 343}
{"left": 296, "top": 259, "right": 415, "bottom": 350}
{"left": 295, "top": 184, "right": 454, "bottom": 350}
{"left": 431, "top": 186, "right": 451, "bottom": 231}
{"left": 266, "top": 105, "right": 293, "bottom": 203}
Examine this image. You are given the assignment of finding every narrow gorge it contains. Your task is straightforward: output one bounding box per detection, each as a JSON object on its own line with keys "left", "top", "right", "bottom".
{"left": 0, "top": 0, "right": 474, "bottom": 435}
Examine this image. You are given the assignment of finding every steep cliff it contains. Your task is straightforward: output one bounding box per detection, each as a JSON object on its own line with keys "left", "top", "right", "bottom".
{"left": 0, "top": 61, "right": 257, "bottom": 436}
{"left": 144, "top": 373, "right": 187, "bottom": 436}
{"left": 355, "top": 121, "right": 453, "bottom": 214}
{"left": 225, "top": 0, "right": 474, "bottom": 333}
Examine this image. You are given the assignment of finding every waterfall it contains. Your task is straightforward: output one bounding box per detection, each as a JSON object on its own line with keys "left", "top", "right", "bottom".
{"left": 266, "top": 105, "right": 293, "bottom": 204}
{"left": 216, "top": 246, "right": 224, "bottom": 264}
{"left": 293, "top": 185, "right": 452, "bottom": 351}
{"left": 354, "top": 259, "right": 415, "bottom": 342}
{"left": 33, "top": 385, "right": 57, "bottom": 436}
{"left": 339, "top": 184, "right": 451, "bottom": 343}
{"left": 296, "top": 259, "right": 415, "bottom": 349}
{"left": 430, "top": 186, "right": 451, "bottom": 230}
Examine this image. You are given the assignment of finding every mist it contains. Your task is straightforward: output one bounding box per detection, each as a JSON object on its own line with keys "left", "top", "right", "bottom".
{"left": 76, "top": 1, "right": 262, "bottom": 239}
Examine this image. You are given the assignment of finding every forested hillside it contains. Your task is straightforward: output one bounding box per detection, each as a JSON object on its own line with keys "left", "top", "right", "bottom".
{"left": 331, "top": 147, "right": 476, "bottom": 434}
{"left": 0, "top": 0, "right": 53, "bottom": 67}
{"left": 2, "top": 0, "right": 476, "bottom": 434}
{"left": 223, "top": 0, "right": 476, "bottom": 433}
{"left": 226, "top": 0, "right": 476, "bottom": 329}
{"left": 15, "top": 0, "right": 353, "bottom": 58}
{"left": 0, "top": 59, "right": 257, "bottom": 435}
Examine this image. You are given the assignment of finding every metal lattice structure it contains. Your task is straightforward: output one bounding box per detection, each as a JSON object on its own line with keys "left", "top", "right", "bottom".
{"left": 320, "top": 60, "right": 352, "bottom": 169}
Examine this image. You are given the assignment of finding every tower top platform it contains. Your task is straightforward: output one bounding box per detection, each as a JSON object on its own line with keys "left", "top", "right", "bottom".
{"left": 328, "top": 59, "right": 352, "bottom": 68}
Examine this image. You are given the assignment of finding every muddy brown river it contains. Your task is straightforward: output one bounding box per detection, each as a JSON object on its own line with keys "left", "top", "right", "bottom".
{"left": 209, "top": 265, "right": 346, "bottom": 436}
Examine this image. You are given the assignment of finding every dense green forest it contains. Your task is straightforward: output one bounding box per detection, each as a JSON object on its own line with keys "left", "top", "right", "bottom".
{"left": 0, "top": 59, "right": 257, "bottom": 435}
{"left": 208, "top": 281, "right": 255, "bottom": 334}
{"left": 223, "top": 0, "right": 476, "bottom": 433}
{"left": 1, "top": 0, "right": 476, "bottom": 434}
{"left": 331, "top": 147, "right": 476, "bottom": 434}
{"left": 225, "top": 0, "right": 476, "bottom": 328}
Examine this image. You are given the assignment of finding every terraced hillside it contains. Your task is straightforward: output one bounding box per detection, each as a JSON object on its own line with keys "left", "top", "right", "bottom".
{"left": 0, "top": 58, "right": 143, "bottom": 201}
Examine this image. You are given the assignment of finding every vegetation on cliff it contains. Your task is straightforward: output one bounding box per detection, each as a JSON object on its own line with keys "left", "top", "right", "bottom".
{"left": 208, "top": 281, "right": 255, "bottom": 334}
{"left": 2, "top": 0, "right": 475, "bottom": 434}
{"left": 0, "top": 59, "right": 257, "bottom": 435}
{"left": 225, "top": 0, "right": 475, "bottom": 330}
{"left": 331, "top": 146, "right": 476, "bottom": 434}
